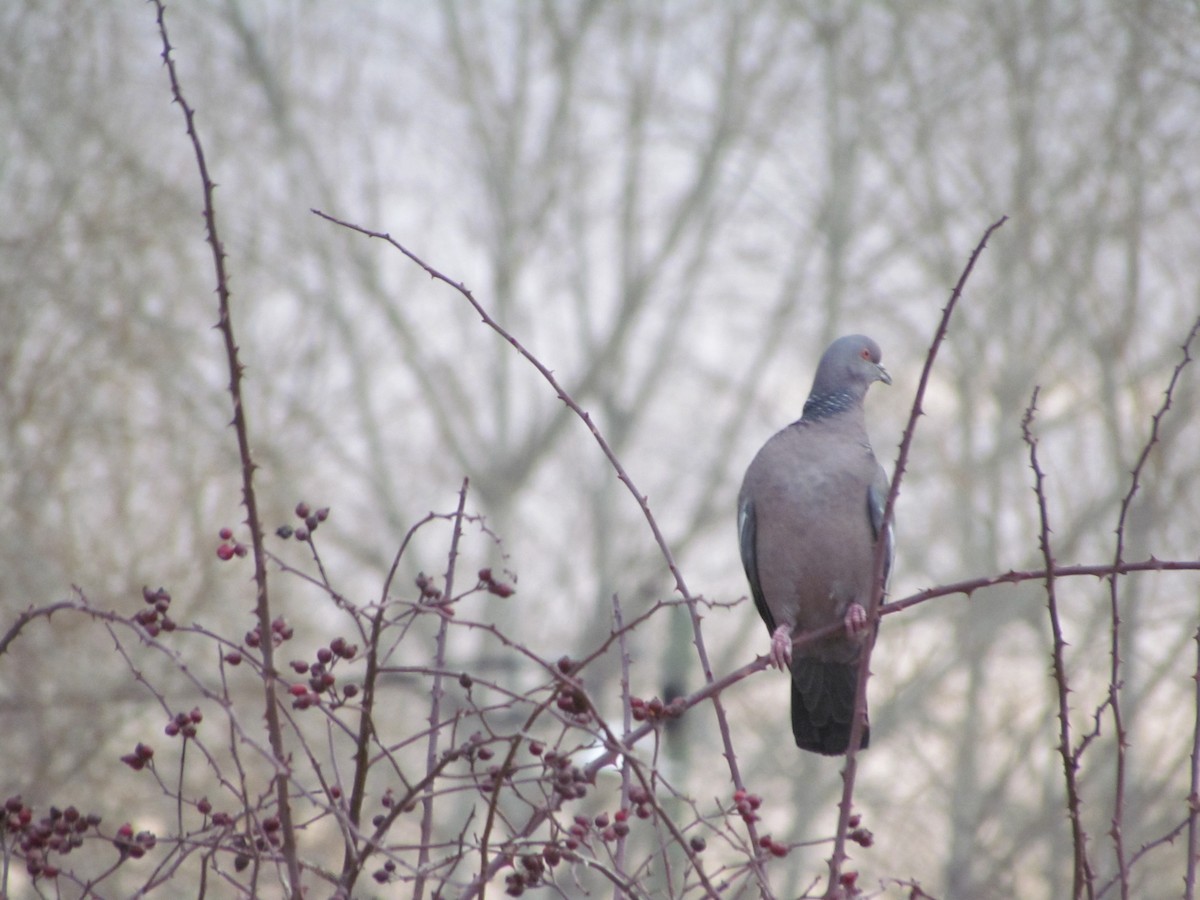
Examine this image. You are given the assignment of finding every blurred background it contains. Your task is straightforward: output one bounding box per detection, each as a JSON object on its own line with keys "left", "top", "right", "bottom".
{"left": 2, "top": 2, "right": 1199, "bottom": 897}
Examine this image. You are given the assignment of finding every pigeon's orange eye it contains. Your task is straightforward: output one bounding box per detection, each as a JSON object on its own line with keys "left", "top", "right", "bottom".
{"left": 860, "top": 348, "right": 870, "bottom": 360}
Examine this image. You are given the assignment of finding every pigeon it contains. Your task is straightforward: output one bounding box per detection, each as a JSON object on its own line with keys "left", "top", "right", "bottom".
{"left": 737, "top": 334, "right": 893, "bottom": 755}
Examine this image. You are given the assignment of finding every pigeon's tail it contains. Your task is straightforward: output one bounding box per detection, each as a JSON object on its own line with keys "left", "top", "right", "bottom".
{"left": 790, "top": 657, "right": 869, "bottom": 756}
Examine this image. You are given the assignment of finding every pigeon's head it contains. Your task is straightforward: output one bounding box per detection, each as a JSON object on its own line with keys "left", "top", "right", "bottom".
{"left": 804, "top": 335, "right": 891, "bottom": 418}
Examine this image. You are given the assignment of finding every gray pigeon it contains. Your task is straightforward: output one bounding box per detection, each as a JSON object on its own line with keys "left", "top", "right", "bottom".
{"left": 737, "top": 334, "right": 893, "bottom": 755}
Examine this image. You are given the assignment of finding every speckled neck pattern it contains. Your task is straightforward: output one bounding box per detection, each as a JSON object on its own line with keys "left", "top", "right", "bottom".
{"left": 800, "top": 390, "right": 858, "bottom": 422}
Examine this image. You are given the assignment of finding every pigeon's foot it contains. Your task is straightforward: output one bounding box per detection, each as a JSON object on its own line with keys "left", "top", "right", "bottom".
{"left": 843, "top": 602, "right": 868, "bottom": 638}
{"left": 769, "top": 625, "right": 793, "bottom": 670}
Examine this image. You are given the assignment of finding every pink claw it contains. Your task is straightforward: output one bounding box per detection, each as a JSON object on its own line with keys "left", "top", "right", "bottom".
{"left": 844, "top": 602, "right": 867, "bottom": 637}
{"left": 770, "top": 625, "right": 793, "bottom": 670}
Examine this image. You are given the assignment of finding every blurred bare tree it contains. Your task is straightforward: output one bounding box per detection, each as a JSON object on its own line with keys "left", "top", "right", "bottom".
{"left": 2, "top": 1, "right": 1199, "bottom": 897}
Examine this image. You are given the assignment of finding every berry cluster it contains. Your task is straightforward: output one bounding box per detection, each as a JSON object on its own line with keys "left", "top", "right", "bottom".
{"left": 564, "top": 808, "right": 631, "bottom": 849}
{"left": 275, "top": 501, "right": 330, "bottom": 542}
{"left": 477, "top": 567, "right": 515, "bottom": 598}
{"left": 372, "top": 859, "right": 398, "bottom": 884}
{"left": 288, "top": 637, "right": 360, "bottom": 708}
{"left": 113, "top": 822, "right": 157, "bottom": 859}
{"left": 758, "top": 834, "right": 789, "bottom": 858}
{"left": 627, "top": 784, "right": 655, "bottom": 820}
{"left": 629, "top": 695, "right": 686, "bottom": 722}
{"left": 215, "top": 527, "right": 248, "bottom": 561}
{"left": 245, "top": 616, "right": 294, "bottom": 650}
{"left": 195, "top": 796, "right": 231, "bottom": 826}
{"left": 538, "top": 748, "right": 589, "bottom": 801}
{"left": 847, "top": 812, "right": 874, "bottom": 847}
{"left": 2, "top": 797, "right": 102, "bottom": 880}
{"left": 732, "top": 788, "right": 763, "bottom": 824}
{"left": 229, "top": 817, "right": 283, "bottom": 871}
{"left": 414, "top": 572, "right": 442, "bottom": 603}
{"left": 503, "top": 845, "right": 565, "bottom": 896}
{"left": 165, "top": 707, "right": 203, "bottom": 739}
{"left": 135, "top": 586, "right": 176, "bottom": 636}
{"left": 554, "top": 684, "right": 590, "bottom": 719}
{"left": 120, "top": 742, "right": 155, "bottom": 771}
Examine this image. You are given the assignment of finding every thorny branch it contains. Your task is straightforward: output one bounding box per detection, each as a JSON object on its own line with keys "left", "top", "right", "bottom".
{"left": 151, "top": 4, "right": 301, "bottom": 895}
{"left": 1106, "top": 313, "right": 1200, "bottom": 900}
{"left": 826, "top": 215, "right": 1008, "bottom": 898}
{"left": 313, "top": 206, "right": 770, "bottom": 896}
{"left": 1024, "top": 389, "right": 1095, "bottom": 900}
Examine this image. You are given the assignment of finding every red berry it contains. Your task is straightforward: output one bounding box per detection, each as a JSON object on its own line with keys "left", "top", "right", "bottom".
{"left": 217, "top": 544, "right": 235, "bottom": 561}
{"left": 218, "top": 527, "right": 233, "bottom": 540}
{"left": 295, "top": 502, "right": 310, "bottom": 518}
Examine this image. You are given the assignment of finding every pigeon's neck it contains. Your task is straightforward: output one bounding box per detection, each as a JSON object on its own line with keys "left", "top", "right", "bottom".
{"left": 800, "top": 389, "right": 861, "bottom": 422}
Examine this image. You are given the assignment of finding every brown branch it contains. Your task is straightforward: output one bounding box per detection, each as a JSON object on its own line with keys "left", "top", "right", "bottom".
{"left": 151, "top": 5, "right": 300, "bottom": 895}
{"left": 1107, "top": 312, "right": 1200, "bottom": 900}
{"left": 339, "top": 511, "right": 440, "bottom": 889}
{"left": 312, "top": 207, "right": 769, "bottom": 893}
{"left": 0, "top": 601, "right": 74, "bottom": 657}
{"left": 1024, "top": 388, "right": 1094, "bottom": 900}
{"left": 827, "top": 214, "right": 1007, "bottom": 897}
{"left": 418, "top": 479, "right": 469, "bottom": 900}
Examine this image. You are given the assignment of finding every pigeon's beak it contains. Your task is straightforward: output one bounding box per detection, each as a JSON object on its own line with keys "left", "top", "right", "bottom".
{"left": 875, "top": 363, "right": 892, "bottom": 386}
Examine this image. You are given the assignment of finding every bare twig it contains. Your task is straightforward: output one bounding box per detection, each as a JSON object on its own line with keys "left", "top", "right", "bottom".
{"left": 0, "top": 601, "right": 74, "bottom": 657}
{"left": 1025, "top": 388, "right": 1094, "bottom": 899}
{"left": 1107, "top": 313, "right": 1200, "bottom": 900}
{"left": 312, "top": 207, "right": 770, "bottom": 893}
{"left": 151, "top": 4, "right": 301, "bottom": 896}
{"left": 418, "top": 479, "right": 469, "bottom": 900}
{"left": 826, "top": 214, "right": 1007, "bottom": 897}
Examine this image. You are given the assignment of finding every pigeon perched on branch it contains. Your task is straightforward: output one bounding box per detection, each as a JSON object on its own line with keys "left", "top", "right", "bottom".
{"left": 738, "top": 335, "right": 894, "bottom": 755}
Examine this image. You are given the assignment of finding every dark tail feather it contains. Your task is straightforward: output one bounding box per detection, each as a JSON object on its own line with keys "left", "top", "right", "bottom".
{"left": 790, "top": 658, "right": 869, "bottom": 756}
